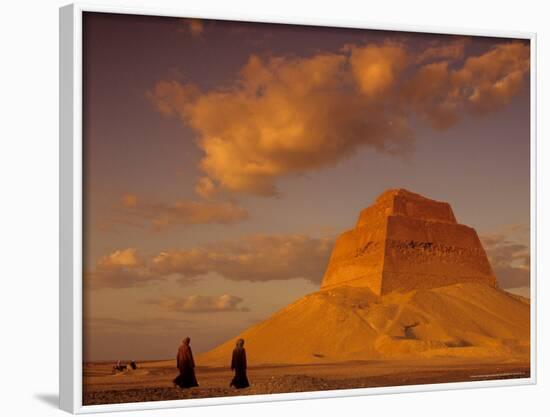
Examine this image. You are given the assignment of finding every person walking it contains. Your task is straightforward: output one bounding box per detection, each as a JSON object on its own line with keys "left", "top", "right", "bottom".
{"left": 230, "top": 338, "right": 249, "bottom": 389}
{"left": 173, "top": 337, "right": 199, "bottom": 388}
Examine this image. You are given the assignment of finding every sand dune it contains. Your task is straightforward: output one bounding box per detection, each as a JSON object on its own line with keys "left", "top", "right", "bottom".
{"left": 198, "top": 283, "right": 529, "bottom": 366}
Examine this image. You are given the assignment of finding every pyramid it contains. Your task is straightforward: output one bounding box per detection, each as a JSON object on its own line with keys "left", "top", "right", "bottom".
{"left": 321, "top": 189, "right": 497, "bottom": 295}
{"left": 199, "top": 189, "right": 527, "bottom": 366}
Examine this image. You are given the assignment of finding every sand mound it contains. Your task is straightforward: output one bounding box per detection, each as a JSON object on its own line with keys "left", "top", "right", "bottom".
{"left": 198, "top": 283, "right": 529, "bottom": 366}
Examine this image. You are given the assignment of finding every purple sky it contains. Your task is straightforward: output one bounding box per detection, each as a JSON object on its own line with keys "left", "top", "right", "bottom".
{"left": 82, "top": 12, "right": 530, "bottom": 361}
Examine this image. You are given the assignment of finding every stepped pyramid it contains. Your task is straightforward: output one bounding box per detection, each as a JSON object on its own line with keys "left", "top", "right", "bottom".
{"left": 199, "top": 189, "right": 528, "bottom": 366}
{"left": 321, "top": 189, "right": 497, "bottom": 295}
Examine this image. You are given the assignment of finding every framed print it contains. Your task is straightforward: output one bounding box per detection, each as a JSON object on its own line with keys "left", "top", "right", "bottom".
{"left": 59, "top": 3, "right": 537, "bottom": 413}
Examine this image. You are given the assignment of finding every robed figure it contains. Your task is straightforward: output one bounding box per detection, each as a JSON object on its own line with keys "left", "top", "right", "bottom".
{"left": 230, "top": 338, "right": 250, "bottom": 388}
{"left": 173, "top": 337, "right": 199, "bottom": 388}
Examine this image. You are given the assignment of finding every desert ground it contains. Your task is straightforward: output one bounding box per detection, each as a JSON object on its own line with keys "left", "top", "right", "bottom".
{"left": 83, "top": 357, "right": 529, "bottom": 405}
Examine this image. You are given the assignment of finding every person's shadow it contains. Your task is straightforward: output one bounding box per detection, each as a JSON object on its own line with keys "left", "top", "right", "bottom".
{"left": 34, "top": 393, "right": 59, "bottom": 409}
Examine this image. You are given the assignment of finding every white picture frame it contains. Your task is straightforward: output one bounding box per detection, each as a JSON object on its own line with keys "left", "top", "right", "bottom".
{"left": 59, "top": 2, "right": 537, "bottom": 413}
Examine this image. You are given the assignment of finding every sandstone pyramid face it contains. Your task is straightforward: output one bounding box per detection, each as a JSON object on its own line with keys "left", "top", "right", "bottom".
{"left": 321, "top": 189, "right": 497, "bottom": 295}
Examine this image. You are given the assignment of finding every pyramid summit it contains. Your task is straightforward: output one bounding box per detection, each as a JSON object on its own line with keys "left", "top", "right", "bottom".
{"left": 321, "top": 188, "right": 496, "bottom": 295}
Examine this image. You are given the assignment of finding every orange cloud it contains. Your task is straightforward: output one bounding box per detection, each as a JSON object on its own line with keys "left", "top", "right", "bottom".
{"left": 348, "top": 42, "right": 407, "bottom": 97}
{"left": 151, "top": 234, "right": 334, "bottom": 284}
{"left": 403, "top": 42, "right": 530, "bottom": 128}
{"left": 149, "top": 40, "right": 529, "bottom": 197}
{"left": 481, "top": 233, "right": 530, "bottom": 290}
{"left": 178, "top": 18, "right": 204, "bottom": 38}
{"left": 457, "top": 42, "right": 530, "bottom": 112}
{"left": 112, "top": 195, "right": 249, "bottom": 231}
{"left": 150, "top": 47, "right": 413, "bottom": 196}
{"left": 415, "top": 38, "right": 468, "bottom": 64}
{"left": 401, "top": 60, "right": 460, "bottom": 128}
{"left": 146, "top": 294, "right": 249, "bottom": 313}
{"left": 97, "top": 248, "right": 143, "bottom": 268}
{"left": 195, "top": 177, "right": 216, "bottom": 198}
{"left": 147, "top": 80, "right": 199, "bottom": 118}
{"left": 87, "top": 248, "right": 160, "bottom": 289}
{"left": 87, "top": 234, "right": 334, "bottom": 289}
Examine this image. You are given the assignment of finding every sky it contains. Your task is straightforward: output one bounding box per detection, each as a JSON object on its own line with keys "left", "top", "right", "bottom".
{"left": 82, "top": 12, "right": 531, "bottom": 362}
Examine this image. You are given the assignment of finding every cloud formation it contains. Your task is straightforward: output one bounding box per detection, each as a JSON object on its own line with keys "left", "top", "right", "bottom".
{"left": 116, "top": 193, "right": 249, "bottom": 230}
{"left": 146, "top": 294, "right": 249, "bottom": 313}
{"left": 481, "top": 234, "right": 530, "bottom": 289}
{"left": 86, "top": 248, "right": 160, "bottom": 289}
{"left": 86, "top": 233, "right": 334, "bottom": 289}
{"left": 178, "top": 18, "right": 204, "bottom": 38}
{"left": 149, "top": 39, "right": 529, "bottom": 197}
{"left": 402, "top": 42, "right": 530, "bottom": 128}
{"left": 151, "top": 234, "right": 334, "bottom": 284}
{"left": 348, "top": 43, "right": 407, "bottom": 97}
{"left": 414, "top": 38, "right": 468, "bottom": 64}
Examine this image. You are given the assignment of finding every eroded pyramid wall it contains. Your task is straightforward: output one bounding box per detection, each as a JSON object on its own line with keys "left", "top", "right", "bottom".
{"left": 321, "top": 189, "right": 497, "bottom": 295}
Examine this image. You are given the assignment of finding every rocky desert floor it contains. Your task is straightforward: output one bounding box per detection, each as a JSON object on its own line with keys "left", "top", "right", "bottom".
{"left": 83, "top": 357, "right": 530, "bottom": 405}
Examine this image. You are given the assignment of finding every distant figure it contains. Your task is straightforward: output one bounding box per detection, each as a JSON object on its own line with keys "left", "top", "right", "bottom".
{"left": 173, "top": 337, "right": 199, "bottom": 389}
{"left": 130, "top": 361, "right": 137, "bottom": 370}
{"left": 112, "top": 360, "right": 127, "bottom": 373}
{"left": 230, "top": 338, "right": 249, "bottom": 389}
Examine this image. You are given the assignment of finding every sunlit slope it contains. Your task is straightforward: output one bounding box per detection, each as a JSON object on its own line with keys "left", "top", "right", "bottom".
{"left": 198, "top": 283, "right": 529, "bottom": 366}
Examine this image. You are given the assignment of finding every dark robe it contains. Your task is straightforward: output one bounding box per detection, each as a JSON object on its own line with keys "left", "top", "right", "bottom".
{"left": 173, "top": 343, "right": 198, "bottom": 388}
{"left": 230, "top": 346, "right": 249, "bottom": 388}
